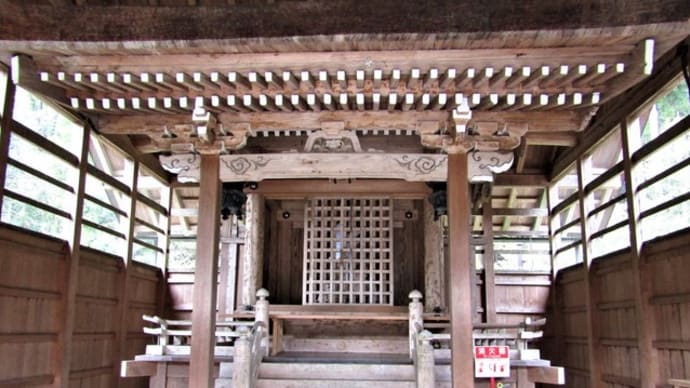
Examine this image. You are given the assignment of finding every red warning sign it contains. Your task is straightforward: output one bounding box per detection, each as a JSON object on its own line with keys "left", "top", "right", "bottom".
{"left": 474, "top": 346, "right": 510, "bottom": 378}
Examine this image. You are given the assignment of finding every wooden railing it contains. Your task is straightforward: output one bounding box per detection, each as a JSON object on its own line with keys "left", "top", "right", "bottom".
{"left": 232, "top": 288, "right": 270, "bottom": 388}
{"left": 141, "top": 315, "right": 254, "bottom": 356}
{"left": 125, "top": 288, "right": 271, "bottom": 388}
{"left": 670, "top": 379, "right": 690, "bottom": 388}
{"left": 409, "top": 290, "right": 436, "bottom": 388}
{"left": 408, "top": 290, "right": 565, "bottom": 387}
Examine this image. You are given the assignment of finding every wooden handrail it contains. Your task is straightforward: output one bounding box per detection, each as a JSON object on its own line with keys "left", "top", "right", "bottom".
{"left": 669, "top": 379, "right": 690, "bottom": 388}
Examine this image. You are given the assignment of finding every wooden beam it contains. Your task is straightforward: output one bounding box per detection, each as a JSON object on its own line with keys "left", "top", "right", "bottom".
{"left": 2, "top": 1, "right": 689, "bottom": 43}
{"left": 473, "top": 207, "right": 548, "bottom": 217}
{"left": 525, "top": 132, "right": 578, "bottom": 146}
{"left": 99, "top": 110, "right": 585, "bottom": 135}
{"left": 447, "top": 152, "right": 474, "bottom": 388}
{"left": 532, "top": 189, "right": 548, "bottom": 231}
{"left": 501, "top": 189, "right": 518, "bottom": 230}
{"left": 248, "top": 179, "right": 430, "bottom": 198}
{"left": 36, "top": 46, "right": 638, "bottom": 76}
{"left": 493, "top": 173, "right": 548, "bottom": 187}
{"left": 189, "top": 153, "right": 221, "bottom": 388}
{"left": 482, "top": 200, "right": 496, "bottom": 323}
{"left": 161, "top": 153, "right": 449, "bottom": 183}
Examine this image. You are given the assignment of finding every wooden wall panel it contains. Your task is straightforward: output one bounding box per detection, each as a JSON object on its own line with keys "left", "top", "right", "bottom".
{"left": 591, "top": 251, "right": 640, "bottom": 388}
{"left": 0, "top": 226, "right": 66, "bottom": 386}
{"left": 493, "top": 272, "right": 550, "bottom": 325}
{"left": 544, "top": 229, "right": 690, "bottom": 387}
{"left": 0, "top": 225, "right": 163, "bottom": 388}
{"left": 644, "top": 230, "right": 690, "bottom": 384}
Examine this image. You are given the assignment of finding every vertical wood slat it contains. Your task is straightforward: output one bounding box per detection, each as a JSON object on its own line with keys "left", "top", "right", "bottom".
{"left": 447, "top": 153, "right": 474, "bottom": 388}
{"left": 576, "top": 156, "right": 603, "bottom": 388}
{"left": 189, "top": 153, "right": 221, "bottom": 388}
{"left": 621, "top": 120, "right": 660, "bottom": 387}
{"left": 57, "top": 123, "right": 90, "bottom": 388}
{"left": 482, "top": 200, "right": 496, "bottom": 323}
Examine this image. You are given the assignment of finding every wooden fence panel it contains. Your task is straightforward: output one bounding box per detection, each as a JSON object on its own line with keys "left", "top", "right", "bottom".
{"left": 644, "top": 230, "right": 690, "bottom": 385}
{"left": 591, "top": 251, "right": 640, "bottom": 388}
{"left": 0, "top": 225, "right": 67, "bottom": 386}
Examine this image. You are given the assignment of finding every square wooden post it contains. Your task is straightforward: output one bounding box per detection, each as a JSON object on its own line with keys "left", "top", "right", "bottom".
{"left": 447, "top": 152, "right": 475, "bottom": 387}
{"left": 190, "top": 153, "right": 221, "bottom": 387}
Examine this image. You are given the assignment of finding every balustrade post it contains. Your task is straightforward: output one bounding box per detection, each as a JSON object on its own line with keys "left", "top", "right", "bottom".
{"left": 232, "top": 326, "right": 251, "bottom": 388}
{"left": 409, "top": 290, "right": 424, "bottom": 358}
{"left": 255, "top": 288, "right": 270, "bottom": 355}
{"left": 416, "top": 330, "right": 436, "bottom": 388}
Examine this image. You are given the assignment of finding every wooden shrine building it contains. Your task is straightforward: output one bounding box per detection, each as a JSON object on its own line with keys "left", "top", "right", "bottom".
{"left": 1, "top": 1, "right": 690, "bottom": 387}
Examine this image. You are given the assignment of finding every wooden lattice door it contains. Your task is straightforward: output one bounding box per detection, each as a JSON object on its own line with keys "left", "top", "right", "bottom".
{"left": 303, "top": 197, "right": 394, "bottom": 305}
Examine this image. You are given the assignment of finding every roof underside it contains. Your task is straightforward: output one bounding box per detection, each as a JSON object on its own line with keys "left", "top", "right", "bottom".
{"left": 1, "top": 0, "right": 689, "bottom": 236}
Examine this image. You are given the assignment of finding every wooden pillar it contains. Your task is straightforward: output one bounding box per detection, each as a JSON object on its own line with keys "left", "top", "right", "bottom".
{"left": 114, "top": 159, "right": 139, "bottom": 386}
{"left": 218, "top": 218, "right": 238, "bottom": 317}
{"left": 447, "top": 152, "right": 475, "bottom": 387}
{"left": 423, "top": 200, "right": 444, "bottom": 312}
{"left": 190, "top": 153, "right": 221, "bottom": 388}
{"left": 241, "top": 193, "right": 264, "bottom": 306}
{"left": 56, "top": 123, "right": 91, "bottom": 387}
{"left": 546, "top": 187, "right": 565, "bottom": 366}
{"left": 576, "top": 157, "right": 602, "bottom": 388}
{"left": 482, "top": 199, "right": 496, "bottom": 323}
{"left": 0, "top": 67, "right": 16, "bottom": 217}
{"left": 621, "top": 121, "right": 660, "bottom": 387}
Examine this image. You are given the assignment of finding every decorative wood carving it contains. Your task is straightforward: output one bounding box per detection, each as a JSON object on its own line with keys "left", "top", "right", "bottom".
{"left": 304, "top": 122, "right": 362, "bottom": 152}
{"left": 161, "top": 151, "right": 512, "bottom": 183}
{"left": 419, "top": 101, "right": 527, "bottom": 155}
{"left": 468, "top": 151, "right": 514, "bottom": 183}
{"left": 160, "top": 153, "right": 449, "bottom": 182}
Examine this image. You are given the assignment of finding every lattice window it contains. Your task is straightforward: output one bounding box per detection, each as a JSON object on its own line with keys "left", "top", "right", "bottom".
{"left": 303, "top": 197, "right": 394, "bottom": 305}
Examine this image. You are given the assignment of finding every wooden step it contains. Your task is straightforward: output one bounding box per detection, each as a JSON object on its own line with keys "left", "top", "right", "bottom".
{"left": 281, "top": 335, "right": 408, "bottom": 354}
{"left": 256, "top": 379, "right": 416, "bottom": 388}
{"left": 260, "top": 362, "right": 415, "bottom": 381}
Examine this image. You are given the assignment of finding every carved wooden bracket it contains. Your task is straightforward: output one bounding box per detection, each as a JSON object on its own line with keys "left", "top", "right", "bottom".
{"left": 304, "top": 121, "right": 362, "bottom": 152}
{"left": 418, "top": 104, "right": 527, "bottom": 154}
